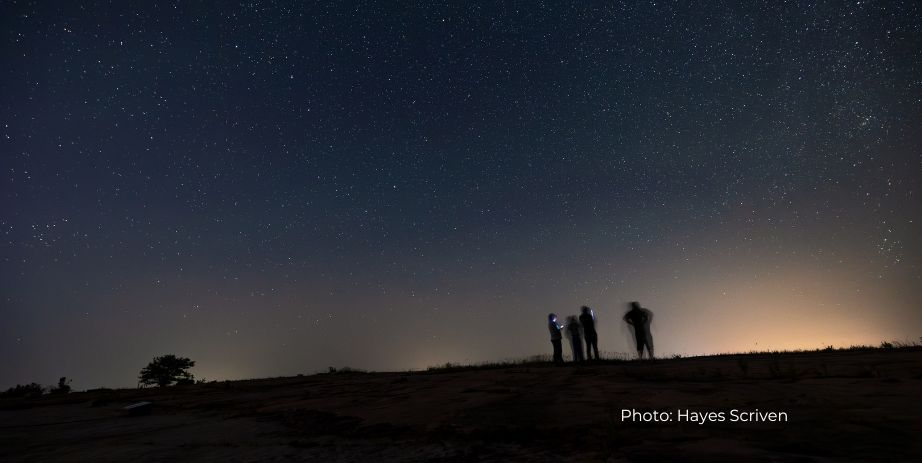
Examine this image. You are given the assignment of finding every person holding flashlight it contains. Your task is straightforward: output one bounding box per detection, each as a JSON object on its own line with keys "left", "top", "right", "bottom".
{"left": 548, "top": 313, "right": 564, "bottom": 364}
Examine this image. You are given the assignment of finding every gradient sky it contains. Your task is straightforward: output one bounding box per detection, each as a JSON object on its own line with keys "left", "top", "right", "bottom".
{"left": 2, "top": 1, "right": 920, "bottom": 390}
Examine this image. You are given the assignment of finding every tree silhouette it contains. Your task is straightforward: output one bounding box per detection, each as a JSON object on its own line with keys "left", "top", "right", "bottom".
{"left": 49, "top": 377, "right": 71, "bottom": 394}
{"left": 138, "top": 355, "right": 195, "bottom": 387}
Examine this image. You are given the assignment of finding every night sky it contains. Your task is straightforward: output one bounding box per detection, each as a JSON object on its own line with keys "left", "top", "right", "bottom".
{"left": 3, "top": 1, "right": 921, "bottom": 390}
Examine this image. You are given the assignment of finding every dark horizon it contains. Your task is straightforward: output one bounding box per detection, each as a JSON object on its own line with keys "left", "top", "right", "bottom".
{"left": 2, "top": 1, "right": 921, "bottom": 391}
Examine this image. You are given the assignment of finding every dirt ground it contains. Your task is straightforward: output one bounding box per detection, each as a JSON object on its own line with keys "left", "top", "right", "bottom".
{"left": 3, "top": 348, "right": 921, "bottom": 462}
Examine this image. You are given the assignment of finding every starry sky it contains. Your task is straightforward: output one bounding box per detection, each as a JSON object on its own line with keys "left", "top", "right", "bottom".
{"left": 2, "top": 1, "right": 921, "bottom": 390}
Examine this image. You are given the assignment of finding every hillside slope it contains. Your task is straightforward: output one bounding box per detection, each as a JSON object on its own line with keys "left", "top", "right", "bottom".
{"left": 3, "top": 348, "right": 922, "bottom": 461}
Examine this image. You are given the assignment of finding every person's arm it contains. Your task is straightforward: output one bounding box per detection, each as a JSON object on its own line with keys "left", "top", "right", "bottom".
{"left": 623, "top": 313, "right": 632, "bottom": 325}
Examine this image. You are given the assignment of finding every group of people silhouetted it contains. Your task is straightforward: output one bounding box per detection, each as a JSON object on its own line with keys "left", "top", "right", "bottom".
{"left": 547, "top": 301, "right": 654, "bottom": 363}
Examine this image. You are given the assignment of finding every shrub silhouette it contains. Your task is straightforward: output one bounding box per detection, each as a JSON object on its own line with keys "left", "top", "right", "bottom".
{"left": 49, "top": 377, "right": 72, "bottom": 394}
{"left": 2, "top": 382, "right": 44, "bottom": 398}
{"left": 139, "top": 355, "right": 195, "bottom": 387}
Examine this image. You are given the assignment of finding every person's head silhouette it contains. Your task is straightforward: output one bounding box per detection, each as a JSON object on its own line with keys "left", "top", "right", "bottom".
{"left": 630, "top": 301, "right": 641, "bottom": 310}
{"left": 548, "top": 313, "right": 557, "bottom": 323}
{"left": 581, "top": 306, "right": 591, "bottom": 315}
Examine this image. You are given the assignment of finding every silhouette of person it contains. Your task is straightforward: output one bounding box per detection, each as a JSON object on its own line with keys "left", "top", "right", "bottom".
{"left": 623, "top": 301, "right": 654, "bottom": 360}
{"left": 548, "top": 313, "right": 563, "bottom": 364}
{"left": 579, "top": 306, "right": 600, "bottom": 360}
{"left": 565, "top": 315, "right": 585, "bottom": 362}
